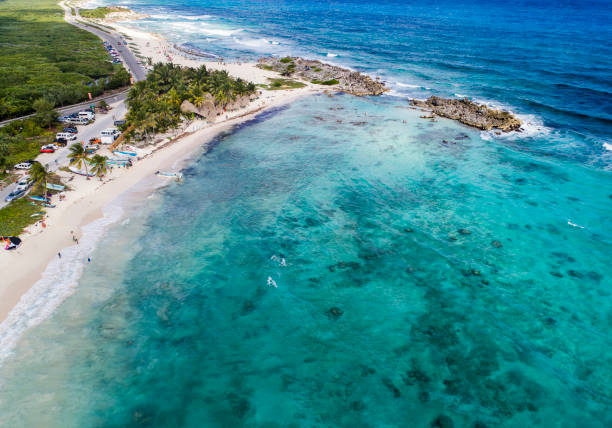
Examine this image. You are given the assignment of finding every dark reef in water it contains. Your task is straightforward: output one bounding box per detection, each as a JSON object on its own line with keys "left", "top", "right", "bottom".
{"left": 412, "top": 96, "right": 522, "bottom": 132}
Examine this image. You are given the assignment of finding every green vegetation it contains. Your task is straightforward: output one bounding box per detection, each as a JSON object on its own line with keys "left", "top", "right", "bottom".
{"left": 125, "top": 63, "right": 257, "bottom": 138}
{"left": 68, "top": 142, "right": 90, "bottom": 175}
{"left": 312, "top": 79, "right": 340, "bottom": 86}
{"left": 312, "top": 66, "right": 322, "bottom": 72}
{"left": 0, "top": 198, "right": 44, "bottom": 236}
{"left": 0, "top": 117, "right": 55, "bottom": 177}
{"left": 0, "top": 0, "right": 130, "bottom": 120}
{"left": 257, "top": 64, "right": 274, "bottom": 71}
{"left": 90, "top": 154, "right": 109, "bottom": 179}
{"left": 261, "top": 78, "right": 306, "bottom": 91}
{"left": 280, "top": 57, "right": 293, "bottom": 64}
{"left": 79, "top": 6, "right": 130, "bottom": 20}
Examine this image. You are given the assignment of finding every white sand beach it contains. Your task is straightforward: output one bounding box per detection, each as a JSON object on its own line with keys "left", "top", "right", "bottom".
{"left": 0, "top": 12, "right": 322, "bottom": 326}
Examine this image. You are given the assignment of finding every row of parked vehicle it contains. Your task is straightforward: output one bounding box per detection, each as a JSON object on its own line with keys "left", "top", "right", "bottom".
{"left": 4, "top": 178, "right": 33, "bottom": 202}
{"left": 104, "top": 41, "right": 123, "bottom": 65}
{"left": 58, "top": 110, "right": 95, "bottom": 126}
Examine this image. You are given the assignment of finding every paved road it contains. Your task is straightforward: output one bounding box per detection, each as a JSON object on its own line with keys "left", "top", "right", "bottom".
{"left": 0, "top": 101, "right": 128, "bottom": 209}
{"left": 0, "top": 5, "right": 144, "bottom": 128}
{"left": 0, "top": 90, "right": 129, "bottom": 128}
{"left": 1, "top": 6, "right": 139, "bottom": 207}
{"left": 62, "top": 3, "right": 146, "bottom": 82}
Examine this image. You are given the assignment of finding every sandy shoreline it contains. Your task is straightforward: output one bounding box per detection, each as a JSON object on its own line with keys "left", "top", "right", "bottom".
{"left": 0, "top": 11, "right": 322, "bottom": 332}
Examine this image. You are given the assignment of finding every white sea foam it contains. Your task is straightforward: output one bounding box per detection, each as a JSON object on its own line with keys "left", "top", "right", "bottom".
{"left": 232, "top": 37, "right": 275, "bottom": 49}
{"left": 326, "top": 53, "right": 339, "bottom": 57}
{"left": 603, "top": 142, "right": 612, "bottom": 152}
{"left": 0, "top": 203, "right": 124, "bottom": 366}
{"left": 165, "top": 21, "right": 243, "bottom": 37}
{"left": 472, "top": 97, "right": 552, "bottom": 141}
{"left": 396, "top": 82, "right": 421, "bottom": 89}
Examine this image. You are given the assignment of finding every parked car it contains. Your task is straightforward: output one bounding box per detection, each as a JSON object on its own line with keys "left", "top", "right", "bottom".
{"left": 78, "top": 111, "right": 95, "bottom": 121}
{"left": 63, "top": 127, "right": 78, "bottom": 134}
{"left": 89, "top": 137, "right": 101, "bottom": 145}
{"left": 40, "top": 145, "right": 55, "bottom": 153}
{"left": 54, "top": 137, "right": 68, "bottom": 146}
{"left": 4, "top": 189, "right": 25, "bottom": 202}
{"left": 114, "top": 120, "right": 126, "bottom": 127}
{"left": 56, "top": 132, "right": 78, "bottom": 141}
{"left": 16, "top": 179, "right": 32, "bottom": 191}
{"left": 14, "top": 162, "right": 32, "bottom": 170}
{"left": 66, "top": 117, "right": 89, "bottom": 125}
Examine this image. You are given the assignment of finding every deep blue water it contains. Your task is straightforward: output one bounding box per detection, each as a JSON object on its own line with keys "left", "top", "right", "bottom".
{"left": 0, "top": 1, "right": 611, "bottom": 427}
{"left": 121, "top": 0, "right": 612, "bottom": 166}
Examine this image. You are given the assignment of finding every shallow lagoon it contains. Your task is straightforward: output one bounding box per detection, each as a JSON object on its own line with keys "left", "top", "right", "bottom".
{"left": 0, "top": 94, "right": 610, "bottom": 426}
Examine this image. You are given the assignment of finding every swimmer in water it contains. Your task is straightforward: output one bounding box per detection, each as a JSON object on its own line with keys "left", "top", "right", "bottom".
{"left": 267, "top": 276, "right": 278, "bottom": 288}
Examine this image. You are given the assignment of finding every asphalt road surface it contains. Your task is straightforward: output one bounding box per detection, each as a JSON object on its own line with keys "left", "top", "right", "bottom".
{"left": 64, "top": 4, "right": 147, "bottom": 82}
{"left": 0, "top": 101, "right": 128, "bottom": 209}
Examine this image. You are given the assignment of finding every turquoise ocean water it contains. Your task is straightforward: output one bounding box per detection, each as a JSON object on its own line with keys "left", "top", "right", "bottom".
{"left": 1, "top": 1, "right": 611, "bottom": 426}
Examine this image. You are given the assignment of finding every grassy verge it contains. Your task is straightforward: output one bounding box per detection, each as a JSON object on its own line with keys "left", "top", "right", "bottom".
{"left": 312, "top": 79, "right": 340, "bottom": 86}
{"left": 0, "top": 198, "right": 45, "bottom": 236}
{"left": 259, "top": 78, "right": 306, "bottom": 90}
{"left": 0, "top": 0, "right": 130, "bottom": 120}
{"left": 80, "top": 6, "right": 130, "bottom": 20}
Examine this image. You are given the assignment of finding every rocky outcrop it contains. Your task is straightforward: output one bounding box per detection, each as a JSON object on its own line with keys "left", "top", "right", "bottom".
{"left": 180, "top": 93, "right": 257, "bottom": 122}
{"left": 412, "top": 96, "right": 522, "bottom": 132}
{"left": 258, "top": 57, "right": 388, "bottom": 96}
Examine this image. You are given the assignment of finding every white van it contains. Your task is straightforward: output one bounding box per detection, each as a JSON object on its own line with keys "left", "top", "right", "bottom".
{"left": 101, "top": 128, "right": 120, "bottom": 139}
{"left": 100, "top": 135, "right": 115, "bottom": 145}
{"left": 78, "top": 111, "right": 95, "bottom": 120}
{"left": 67, "top": 117, "right": 89, "bottom": 125}
{"left": 56, "top": 132, "right": 77, "bottom": 141}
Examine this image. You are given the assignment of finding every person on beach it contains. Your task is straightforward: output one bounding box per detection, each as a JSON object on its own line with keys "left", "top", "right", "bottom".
{"left": 58, "top": 252, "right": 61, "bottom": 259}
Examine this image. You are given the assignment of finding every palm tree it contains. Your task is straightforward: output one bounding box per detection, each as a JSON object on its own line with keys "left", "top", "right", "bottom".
{"left": 68, "top": 143, "right": 90, "bottom": 177}
{"left": 90, "top": 154, "right": 108, "bottom": 181}
{"left": 29, "top": 161, "right": 50, "bottom": 197}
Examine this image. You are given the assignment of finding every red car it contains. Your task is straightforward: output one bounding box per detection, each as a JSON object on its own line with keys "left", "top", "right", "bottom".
{"left": 40, "top": 145, "right": 55, "bottom": 153}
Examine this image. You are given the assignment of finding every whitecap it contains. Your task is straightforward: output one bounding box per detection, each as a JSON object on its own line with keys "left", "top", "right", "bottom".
{"left": 396, "top": 82, "right": 421, "bottom": 89}
{"left": 0, "top": 203, "right": 124, "bottom": 366}
{"left": 603, "top": 142, "right": 612, "bottom": 152}
{"left": 232, "top": 37, "right": 273, "bottom": 48}
{"left": 325, "top": 53, "right": 339, "bottom": 57}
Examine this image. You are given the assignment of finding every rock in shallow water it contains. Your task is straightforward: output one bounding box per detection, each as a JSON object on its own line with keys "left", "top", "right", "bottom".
{"left": 327, "top": 307, "right": 344, "bottom": 319}
{"left": 431, "top": 414, "right": 454, "bottom": 428}
{"left": 412, "top": 96, "right": 522, "bottom": 132}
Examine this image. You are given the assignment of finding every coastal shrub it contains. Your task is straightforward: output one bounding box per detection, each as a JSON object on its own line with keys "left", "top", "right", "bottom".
{"left": 265, "top": 78, "right": 306, "bottom": 90}
{"left": 0, "top": 198, "right": 44, "bottom": 236}
{"left": 257, "top": 64, "right": 274, "bottom": 71}
{"left": 280, "top": 57, "right": 293, "bottom": 64}
{"left": 0, "top": 0, "right": 130, "bottom": 121}
{"left": 0, "top": 118, "right": 55, "bottom": 175}
{"left": 79, "top": 7, "right": 130, "bottom": 20}
{"left": 312, "top": 79, "right": 339, "bottom": 86}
